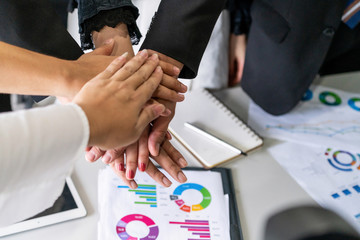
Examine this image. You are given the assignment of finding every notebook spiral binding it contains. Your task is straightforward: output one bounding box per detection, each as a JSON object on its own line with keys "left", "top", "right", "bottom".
{"left": 202, "top": 89, "right": 262, "bottom": 142}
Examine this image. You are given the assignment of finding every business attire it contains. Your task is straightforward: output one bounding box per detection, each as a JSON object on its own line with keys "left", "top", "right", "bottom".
{"left": 241, "top": 0, "right": 360, "bottom": 115}
{"left": 0, "top": 103, "right": 89, "bottom": 226}
{"left": 74, "top": 0, "right": 226, "bottom": 79}
{"left": 0, "top": 0, "right": 83, "bottom": 111}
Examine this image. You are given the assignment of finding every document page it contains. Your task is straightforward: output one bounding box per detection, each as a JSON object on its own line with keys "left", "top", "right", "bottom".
{"left": 98, "top": 167, "right": 230, "bottom": 240}
{"left": 269, "top": 142, "right": 360, "bottom": 232}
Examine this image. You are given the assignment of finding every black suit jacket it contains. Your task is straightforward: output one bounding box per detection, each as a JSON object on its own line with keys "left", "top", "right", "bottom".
{"left": 240, "top": 0, "right": 356, "bottom": 115}
{"left": 0, "top": 0, "right": 225, "bottom": 79}
{"left": 0, "top": 0, "right": 83, "bottom": 111}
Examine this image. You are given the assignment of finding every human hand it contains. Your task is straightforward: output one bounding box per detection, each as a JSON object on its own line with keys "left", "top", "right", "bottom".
{"left": 63, "top": 39, "right": 117, "bottom": 99}
{"left": 228, "top": 34, "right": 247, "bottom": 87}
{"left": 86, "top": 137, "right": 188, "bottom": 189}
{"left": 145, "top": 50, "right": 185, "bottom": 156}
{"left": 92, "top": 26, "right": 187, "bottom": 102}
{"left": 73, "top": 49, "right": 166, "bottom": 149}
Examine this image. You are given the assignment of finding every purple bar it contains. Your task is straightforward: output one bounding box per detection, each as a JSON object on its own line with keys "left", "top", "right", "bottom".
{"left": 192, "top": 233, "right": 210, "bottom": 236}
{"left": 181, "top": 226, "right": 209, "bottom": 229}
{"left": 188, "top": 239, "right": 210, "bottom": 240}
{"left": 185, "top": 220, "right": 209, "bottom": 224}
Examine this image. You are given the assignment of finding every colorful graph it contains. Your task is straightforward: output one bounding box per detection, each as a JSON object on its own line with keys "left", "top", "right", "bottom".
{"left": 348, "top": 98, "right": 360, "bottom": 111}
{"left": 266, "top": 120, "right": 360, "bottom": 137}
{"left": 319, "top": 91, "right": 342, "bottom": 106}
{"left": 331, "top": 185, "right": 360, "bottom": 199}
{"left": 170, "top": 183, "right": 211, "bottom": 212}
{"left": 301, "top": 89, "right": 313, "bottom": 101}
{"left": 169, "top": 219, "right": 211, "bottom": 240}
{"left": 116, "top": 214, "right": 159, "bottom": 240}
{"left": 325, "top": 148, "right": 360, "bottom": 172}
{"left": 118, "top": 184, "right": 157, "bottom": 207}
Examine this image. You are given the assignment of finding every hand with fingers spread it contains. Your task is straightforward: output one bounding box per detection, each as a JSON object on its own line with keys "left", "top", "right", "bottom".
{"left": 73, "top": 49, "right": 167, "bottom": 150}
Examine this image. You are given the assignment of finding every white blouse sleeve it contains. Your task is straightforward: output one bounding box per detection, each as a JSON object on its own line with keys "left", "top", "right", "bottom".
{"left": 0, "top": 103, "right": 89, "bottom": 226}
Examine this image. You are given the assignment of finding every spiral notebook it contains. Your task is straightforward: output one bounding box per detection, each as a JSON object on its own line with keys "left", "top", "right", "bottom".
{"left": 169, "top": 88, "right": 263, "bottom": 168}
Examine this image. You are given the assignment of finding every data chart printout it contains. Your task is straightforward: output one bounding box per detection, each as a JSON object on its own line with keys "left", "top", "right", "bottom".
{"left": 98, "top": 167, "right": 230, "bottom": 240}
{"left": 268, "top": 142, "right": 360, "bottom": 231}
{"left": 248, "top": 85, "right": 360, "bottom": 149}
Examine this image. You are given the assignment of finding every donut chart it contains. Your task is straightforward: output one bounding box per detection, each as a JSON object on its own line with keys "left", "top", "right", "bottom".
{"left": 326, "top": 148, "right": 360, "bottom": 172}
{"left": 301, "top": 89, "right": 313, "bottom": 101}
{"left": 348, "top": 98, "right": 360, "bottom": 111}
{"left": 170, "top": 183, "right": 211, "bottom": 212}
{"left": 116, "top": 214, "right": 159, "bottom": 240}
{"left": 319, "top": 91, "right": 342, "bottom": 106}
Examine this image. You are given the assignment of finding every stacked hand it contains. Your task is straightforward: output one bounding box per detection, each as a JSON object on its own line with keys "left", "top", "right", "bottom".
{"left": 73, "top": 50, "right": 168, "bottom": 151}
{"left": 85, "top": 24, "right": 188, "bottom": 189}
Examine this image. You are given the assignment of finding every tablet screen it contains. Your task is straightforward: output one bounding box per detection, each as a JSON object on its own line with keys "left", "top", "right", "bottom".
{"left": 26, "top": 183, "right": 77, "bottom": 220}
{"left": 0, "top": 177, "right": 87, "bottom": 237}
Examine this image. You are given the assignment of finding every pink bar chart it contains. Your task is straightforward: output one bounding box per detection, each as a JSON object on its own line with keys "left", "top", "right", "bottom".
{"left": 169, "top": 219, "right": 211, "bottom": 240}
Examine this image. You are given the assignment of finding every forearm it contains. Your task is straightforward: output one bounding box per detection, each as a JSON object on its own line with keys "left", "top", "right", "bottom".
{"left": 140, "top": 0, "right": 227, "bottom": 79}
{"left": 0, "top": 41, "right": 72, "bottom": 97}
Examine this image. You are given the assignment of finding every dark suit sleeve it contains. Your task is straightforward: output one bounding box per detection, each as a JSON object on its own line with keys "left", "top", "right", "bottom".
{"left": 227, "top": 0, "right": 252, "bottom": 35}
{"left": 0, "top": 0, "right": 83, "bottom": 60}
{"left": 140, "top": 0, "right": 227, "bottom": 79}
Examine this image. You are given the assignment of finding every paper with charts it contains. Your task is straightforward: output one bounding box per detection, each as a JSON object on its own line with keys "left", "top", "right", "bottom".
{"left": 248, "top": 85, "right": 360, "bottom": 149}
{"left": 98, "top": 167, "right": 230, "bottom": 240}
{"left": 268, "top": 142, "right": 360, "bottom": 231}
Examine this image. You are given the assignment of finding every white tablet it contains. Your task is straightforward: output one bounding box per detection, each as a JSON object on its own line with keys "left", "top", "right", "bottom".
{"left": 0, "top": 177, "right": 87, "bottom": 237}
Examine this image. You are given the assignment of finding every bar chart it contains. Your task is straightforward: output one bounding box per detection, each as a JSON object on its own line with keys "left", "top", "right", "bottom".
{"left": 169, "top": 219, "right": 211, "bottom": 240}
{"left": 118, "top": 184, "right": 157, "bottom": 207}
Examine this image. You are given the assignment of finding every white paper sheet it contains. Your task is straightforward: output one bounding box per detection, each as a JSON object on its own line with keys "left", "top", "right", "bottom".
{"left": 98, "top": 167, "right": 230, "bottom": 240}
{"left": 268, "top": 142, "right": 360, "bottom": 231}
{"left": 248, "top": 85, "right": 360, "bottom": 149}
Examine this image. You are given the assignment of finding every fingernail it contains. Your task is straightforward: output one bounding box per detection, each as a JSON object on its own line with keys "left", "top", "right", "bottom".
{"left": 173, "top": 66, "right": 180, "bottom": 76}
{"left": 178, "top": 94, "right": 185, "bottom": 101}
{"left": 162, "top": 177, "right": 172, "bottom": 187}
{"left": 130, "top": 181, "right": 138, "bottom": 189}
{"left": 86, "top": 152, "right": 95, "bottom": 162}
{"left": 166, "top": 131, "right": 172, "bottom": 140}
{"left": 150, "top": 54, "right": 159, "bottom": 60}
{"left": 164, "top": 108, "right": 172, "bottom": 115}
{"left": 181, "top": 83, "right": 188, "bottom": 92}
{"left": 179, "top": 158, "right": 188, "bottom": 168}
{"left": 178, "top": 171, "right": 187, "bottom": 182}
{"left": 127, "top": 170, "right": 135, "bottom": 179}
{"left": 102, "top": 154, "right": 111, "bottom": 164}
{"left": 139, "top": 49, "right": 148, "bottom": 57}
{"left": 140, "top": 163, "right": 146, "bottom": 172}
{"left": 104, "top": 38, "right": 114, "bottom": 45}
{"left": 156, "top": 66, "right": 162, "bottom": 73}
{"left": 119, "top": 163, "right": 125, "bottom": 172}
{"left": 121, "top": 52, "right": 128, "bottom": 58}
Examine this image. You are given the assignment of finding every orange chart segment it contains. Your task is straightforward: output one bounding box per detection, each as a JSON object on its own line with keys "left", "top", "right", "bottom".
{"left": 170, "top": 183, "right": 211, "bottom": 212}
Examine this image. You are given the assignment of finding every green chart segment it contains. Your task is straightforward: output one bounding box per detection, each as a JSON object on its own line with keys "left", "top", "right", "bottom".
{"left": 118, "top": 184, "right": 157, "bottom": 207}
{"left": 170, "top": 183, "right": 211, "bottom": 212}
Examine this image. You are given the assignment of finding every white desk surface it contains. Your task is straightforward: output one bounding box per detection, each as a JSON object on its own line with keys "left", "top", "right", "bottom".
{"left": 3, "top": 72, "right": 360, "bottom": 240}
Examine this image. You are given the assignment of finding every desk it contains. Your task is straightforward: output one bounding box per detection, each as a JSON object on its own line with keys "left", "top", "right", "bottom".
{"left": 3, "top": 72, "right": 360, "bottom": 240}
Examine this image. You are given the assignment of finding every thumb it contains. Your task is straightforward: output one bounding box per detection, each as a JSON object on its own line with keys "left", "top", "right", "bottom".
{"left": 137, "top": 104, "right": 166, "bottom": 130}
{"left": 91, "top": 39, "right": 115, "bottom": 56}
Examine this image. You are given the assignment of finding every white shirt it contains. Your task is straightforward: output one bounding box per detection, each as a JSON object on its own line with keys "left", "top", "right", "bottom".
{"left": 0, "top": 103, "right": 89, "bottom": 226}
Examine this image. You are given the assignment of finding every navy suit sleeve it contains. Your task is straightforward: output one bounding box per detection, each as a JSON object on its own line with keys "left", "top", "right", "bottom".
{"left": 140, "top": 0, "right": 227, "bottom": 79}
{"left": 0, "top": 0, "right": 83, "bottom": 60}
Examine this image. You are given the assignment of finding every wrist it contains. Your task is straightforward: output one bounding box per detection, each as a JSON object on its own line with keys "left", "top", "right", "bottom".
{"left": 60, "top": 60, "right": 86, "bottom": 99}
{"left": 92, "top": 23, "right": 129, "bottom": 48}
